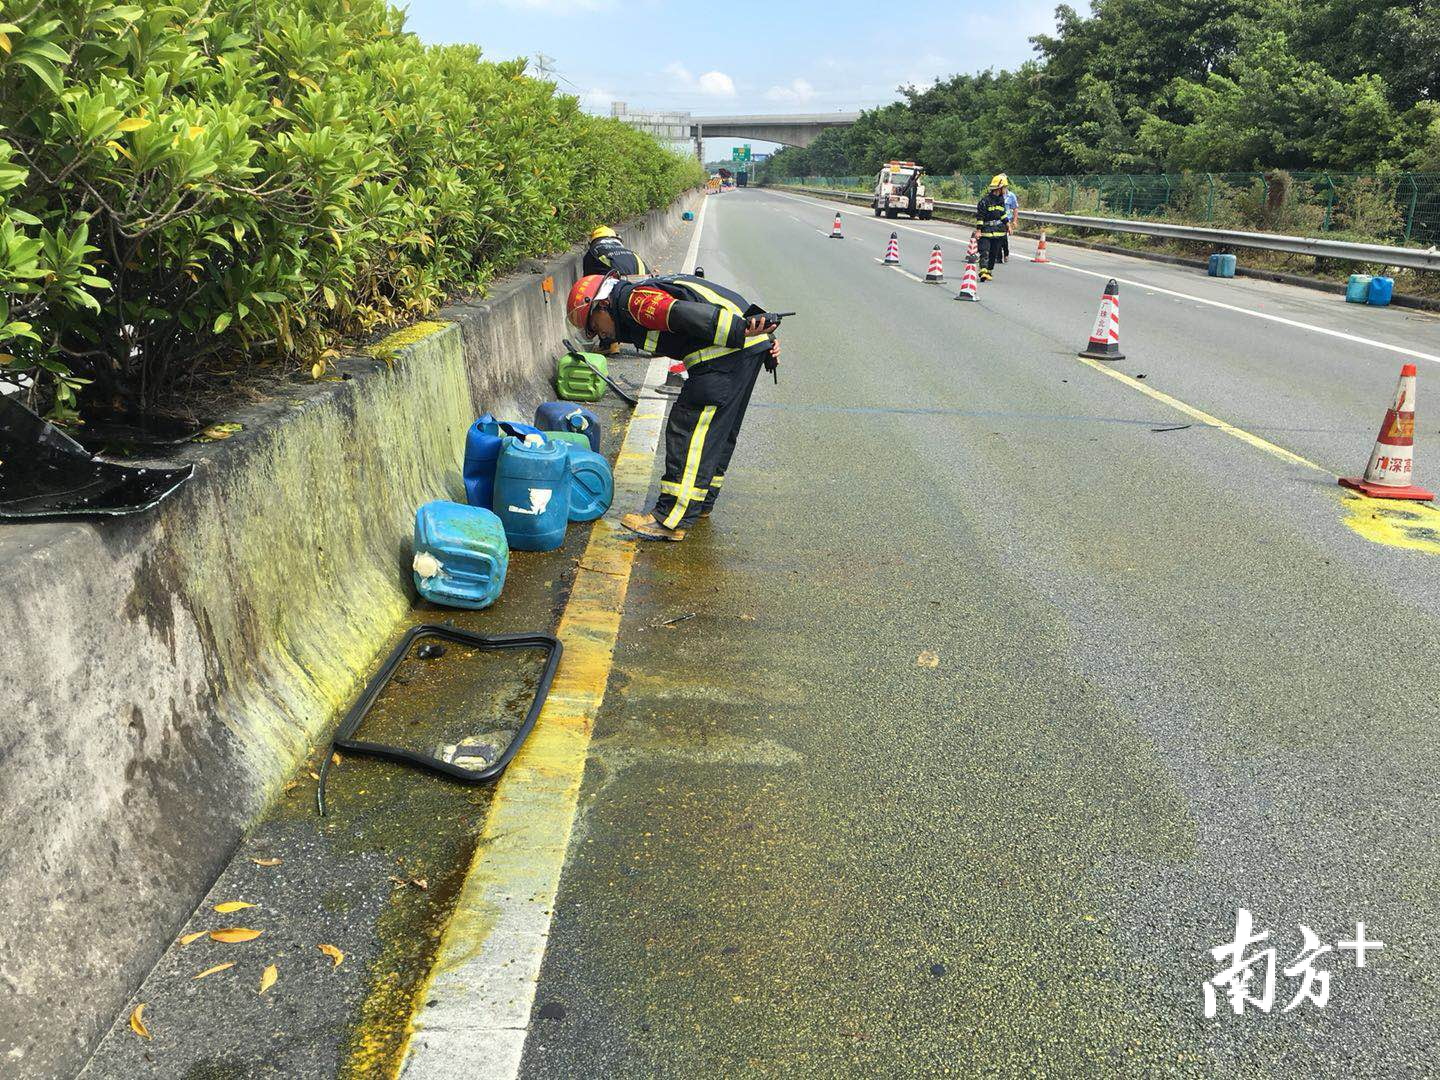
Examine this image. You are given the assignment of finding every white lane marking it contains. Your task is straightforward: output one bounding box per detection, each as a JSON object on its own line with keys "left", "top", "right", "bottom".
{"left": 771, "top": 189, "right": 1440, "bottom": 366}
{"left": 682, "top": 194, "right": 708, "bottom": 272}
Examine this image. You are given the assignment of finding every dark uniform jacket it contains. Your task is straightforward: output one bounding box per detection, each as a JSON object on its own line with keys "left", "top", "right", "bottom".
{"left": 607, "top": 275, "right": 770, "bottom": 369}
{"left": 976, "top": 191, "right": 1009, "bottom": 236}
{"left": 583, "top": 236, "right": 648, "bottom": 277}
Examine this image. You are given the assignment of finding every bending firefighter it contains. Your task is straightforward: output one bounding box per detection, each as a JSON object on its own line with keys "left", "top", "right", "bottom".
{"left": 566, "top": 272, "right": 781, "bottom": 542}
{"left": 583, "top": 226, "right": 648, "bottom": 278}
{"left": 974, "top": 174, "right": 1010, "bottom": 281}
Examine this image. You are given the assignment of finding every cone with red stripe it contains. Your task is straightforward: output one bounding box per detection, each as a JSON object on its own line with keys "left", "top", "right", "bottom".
{"left": 1339, "top": 363, "right": 1434, "bottom": 501}
{"left": 966, "top": 231, "right": 979, "bottom": 259}
{"left": 1078, "top": 278, "right": 1124, "bottom": 360}
{"left": 883, "top": 232, "right": 900, "bottom": 265}
{"left": 924, "top": 244, "right": 945, "bottom": 283}
{"left": 1032, "top": 230, "right": 1051, "bottom": 263}
{"left": 829, "top": 212, "right": 844, "bottom": 239}
{"left": 656, "top": 360, "right": 686, "bottom": 396}
{"left": 954, "top": 255, "right": 980, "bottom": 301}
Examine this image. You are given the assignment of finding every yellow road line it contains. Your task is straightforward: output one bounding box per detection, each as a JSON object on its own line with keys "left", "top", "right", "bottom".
{"left": 397, "top": 378, "right": 670, "bottom": 1077}
{"left": 1074, "top": 355, "right": 1329, "bottom": 474}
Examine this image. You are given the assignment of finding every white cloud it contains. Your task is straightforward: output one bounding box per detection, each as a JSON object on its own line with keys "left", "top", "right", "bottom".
{"left": 765, "top": 78, "right": 815, "bottom": 104}
{"left": 663, "top": 62, "right": 736, "bottom": 98}
{"left": 697, "top": 71, "right": 736, "bottom": 97}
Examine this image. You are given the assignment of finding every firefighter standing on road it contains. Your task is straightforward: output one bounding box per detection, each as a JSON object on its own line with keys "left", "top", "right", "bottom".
{"left": 566, "top": 271, "right": 780, "bottom": 542}
{"left": 975, "top": 174, "right": 1010, "bottom": 281}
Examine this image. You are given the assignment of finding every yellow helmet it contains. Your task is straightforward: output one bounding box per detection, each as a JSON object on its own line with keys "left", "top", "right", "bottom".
{"left": 589, "top": 225, "right": 618, "bottom": 242}
{"left": 989, "top": 173, "right": 1009, "bottom": 190}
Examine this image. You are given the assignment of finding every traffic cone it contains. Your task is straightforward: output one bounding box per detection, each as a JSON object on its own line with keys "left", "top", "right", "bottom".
{"left": 1339, "top": 363, "right": 1434, "bottom": 500}
{"left": 656, "top": 361, "right": 686, "bottom": 396}
{"left": 829, "top": 212, "right": 844, "bottom": 239}
{"left": 1032, "top": 230, "right": 1051, "bottom": 263}
{"left": 954, "top": 255, "right": 979, "bottom": 301}
{"left": 966, "top": 232, "right": 979, "bottom": 259}
{"left": 924, "top": 245, "right": 945, "bottom": 283}
{"left": 883, "top": 232, "right": 900, "bottom": 265}
{"left": 1078, "top": 279, "right": 1124, "bottom": 360}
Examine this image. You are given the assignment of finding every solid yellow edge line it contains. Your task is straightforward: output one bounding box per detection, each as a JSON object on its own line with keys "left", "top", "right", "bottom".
{"left": 1074, "top": 354, "right": 1329, "bottom": 474}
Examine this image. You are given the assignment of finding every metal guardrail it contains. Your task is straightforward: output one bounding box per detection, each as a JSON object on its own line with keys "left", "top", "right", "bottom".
{"left": 785, "top": 185, "right": 1440, "bottom": 273}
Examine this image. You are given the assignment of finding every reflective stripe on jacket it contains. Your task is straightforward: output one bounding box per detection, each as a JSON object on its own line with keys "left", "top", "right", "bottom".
{"left": 610, "top": 274, "right": 770, "bottom": 367}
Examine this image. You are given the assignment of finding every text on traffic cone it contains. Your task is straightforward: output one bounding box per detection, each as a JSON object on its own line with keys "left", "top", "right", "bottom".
{"left": 1078, "top": 279, "right": 1124, "bottom": 360}
{"left": 1339, "top": 363, "right": 1435, "bottom": 501}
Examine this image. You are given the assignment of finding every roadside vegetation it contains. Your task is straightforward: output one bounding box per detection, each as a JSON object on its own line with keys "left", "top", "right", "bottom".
{"left": 0, "top": 0, "right": 702, "bottom": 420}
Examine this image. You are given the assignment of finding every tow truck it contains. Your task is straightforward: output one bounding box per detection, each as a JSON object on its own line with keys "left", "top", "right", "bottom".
{"left": 872, "top": 161, "right": 934, "bottom": 220}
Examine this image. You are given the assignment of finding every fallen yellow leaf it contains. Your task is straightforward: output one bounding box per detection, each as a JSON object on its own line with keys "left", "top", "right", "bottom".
{"left": 210, "top": 928, "right": 264, "bottom": 944}
{"left": 193, "top": 962, "right": 234, "bottom": 980}
{"left": 129, "top": 1003, "right": 151, "bottom": 1040}
{"left": 308, "top": 771, "right": 320, "bottom": 781}
{"left": 251, "top": 857, "right": 283, "bottom": 867}
{"left": 310, "top": 361, "right": 324, "bottom": 380}
{"left": 259, "top": 964, "right": 278, "bottom": 994}
{"left": 178, "top": 930, "right": 208, "bottom": 946}
{"left": 214, "top": 901, "right": 256, "bottom": 914}
{"left": 318, "top": 944, "right": 344, "bottom": 969}
{"left": 916, "top": 651, "right": 940, "bottom": 668}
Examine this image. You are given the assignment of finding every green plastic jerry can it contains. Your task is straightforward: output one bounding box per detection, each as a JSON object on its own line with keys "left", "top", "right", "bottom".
{"left": 542, "top": 430, "right": 590, "bottom": 448}
{"left": 556, "top": 351, "right": 607, "bottom": 402}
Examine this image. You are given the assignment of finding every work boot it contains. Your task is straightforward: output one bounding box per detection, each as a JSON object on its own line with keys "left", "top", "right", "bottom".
{"left": 620, "top": 511, "right": 685, "bottom": 542}
{"left": 605, "top": 341, "right": 622, "bottom": 356}
{"left": 980, "top": 268, "right": 993, "bottom": 282}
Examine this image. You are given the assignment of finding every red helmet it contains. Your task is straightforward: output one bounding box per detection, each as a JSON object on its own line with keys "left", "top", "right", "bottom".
{"left": 567, "top": 274, "right": 609, "bottom": 334}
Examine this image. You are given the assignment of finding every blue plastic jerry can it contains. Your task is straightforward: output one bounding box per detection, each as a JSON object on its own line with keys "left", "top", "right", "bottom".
{"left": 412, "top": 501, "right": 509, "bottom": 609}
{"left": 559, "top": 444, "right": 614, "bottom": 522}
{"left": 1207, "top": 253, "right": 1236, "bottom": 278}
{"left": 1367, "top": 275, "right": 1394, "bottom": 306}
{"left": 493, "top": 435, "right": 570, "bottom": 551}
{"left": 1346, "top": 274, "right": 1373, "bottom": 303}
{"left": 534, "top": 403, "right": 602, "bottom": 453}
{"left": 464, "top": 415, "right": 543, "bottom": 508}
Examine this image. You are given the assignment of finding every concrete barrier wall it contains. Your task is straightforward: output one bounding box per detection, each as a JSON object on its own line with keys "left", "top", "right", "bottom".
{"left": 0, "top": 189, "right": 701, "bottom": 1079}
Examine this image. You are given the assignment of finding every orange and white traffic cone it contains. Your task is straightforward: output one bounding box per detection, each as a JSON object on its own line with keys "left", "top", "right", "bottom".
{"left": 1032, "top": 230, "right": 1051, "bottom": 263}
{"left": 883, "top": 232, "right": 900, "bottom": 265}
{"left": 966, "top": 232, "right": 979, "bottom": 259}
{"left": 829, "top": 212, "right": 844, "bottom": 239}
{"left": 656, "top": 360, "right": 686, "bottom": 396}
{"left": 1339, "top": 363, "right": 1434, "bottom": 500}
{"left": 924, "top": 244, "right": 945, "bottom": 283}
{"left": 954, "top": 255, "right": 980, "bottom": 301}
{"left": 1078, "top": 278, "right": 1124, "bottom": 360}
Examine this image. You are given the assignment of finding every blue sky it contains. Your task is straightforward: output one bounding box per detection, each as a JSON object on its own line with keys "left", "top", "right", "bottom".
{"left": 401, "top": 0, "right": 1062, "bottom": 158}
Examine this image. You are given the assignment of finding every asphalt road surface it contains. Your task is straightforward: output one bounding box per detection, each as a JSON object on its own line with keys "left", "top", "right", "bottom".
{"left": 80, "top": 188, "right": 1440, "bottom": 1080}
{"left": 518, "top": 189, "right": 1440, "bottom": 1078}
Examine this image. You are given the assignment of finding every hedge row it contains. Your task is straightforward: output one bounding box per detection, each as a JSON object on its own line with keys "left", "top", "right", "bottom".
{"left": 0, "top": 0, "right": 702, "bottom": 418}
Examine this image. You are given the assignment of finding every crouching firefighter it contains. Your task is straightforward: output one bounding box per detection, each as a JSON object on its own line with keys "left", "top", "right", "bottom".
{"left": 583, "top": 226, "right": 648, "bottom": 278}
{"left": 975, "top": 174, "right": 1010, "bottom": 281}
{"left": 566, "top": 272, "right": 781, "bottom": 542}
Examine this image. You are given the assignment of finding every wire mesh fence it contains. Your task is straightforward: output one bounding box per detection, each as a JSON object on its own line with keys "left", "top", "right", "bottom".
{"left": 776, "top": 172, "right": 1440, "bottom": 249}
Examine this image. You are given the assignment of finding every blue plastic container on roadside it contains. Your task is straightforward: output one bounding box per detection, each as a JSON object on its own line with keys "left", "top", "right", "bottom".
{"left": 493, "top": 435, "right": 570, "bottom": 551}
{"left": 1208, "top": 253, "right": 1236, "bottom": 278}
{"left": 412, "top": 501, "right": 509, "bottom": 609}
{"left": 534, "top": 402, "right": 602, "bottom": 453}
{"left": 1346, "top": 274, "right": 1373, "bottom": 303}
{"left": 1367, "top": 275, "right": 1394, "bottom": 307}
{"left": 464, "top": 415, "right": 543, "bottom": 508}
{"left": 560, "top": 443, "right": 613, "bottom": 522}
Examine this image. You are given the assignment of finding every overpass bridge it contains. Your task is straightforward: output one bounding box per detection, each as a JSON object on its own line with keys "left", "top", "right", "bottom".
{"left": 610, "top": 104, "right": 861, "bottom": 159}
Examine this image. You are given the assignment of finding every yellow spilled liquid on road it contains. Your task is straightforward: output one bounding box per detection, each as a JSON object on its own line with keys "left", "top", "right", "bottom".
{"left": 1342, "top": 495, "right": 1440, "bottom": 555}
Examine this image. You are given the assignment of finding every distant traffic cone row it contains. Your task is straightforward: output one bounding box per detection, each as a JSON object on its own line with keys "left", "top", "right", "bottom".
{"left": 1339, "top": 363, "right": 1434, "bottom": 501}
{"left": 924, "top": 245, "right": 945, "bottom": 283}
{"left": 829, "top": 212, "right": 844, "bottom": 239}
{"left": 954, "top": 255, "right": 980, "bottom": 301}
{"left": 1079, "top": 279, "right": 1124, "bottom": 360}
{"left": 883, "top": 232, "right": 900, "bottom": 265}
{"left": 1032, "top": 230, "right": 1051, "bottom": 263}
